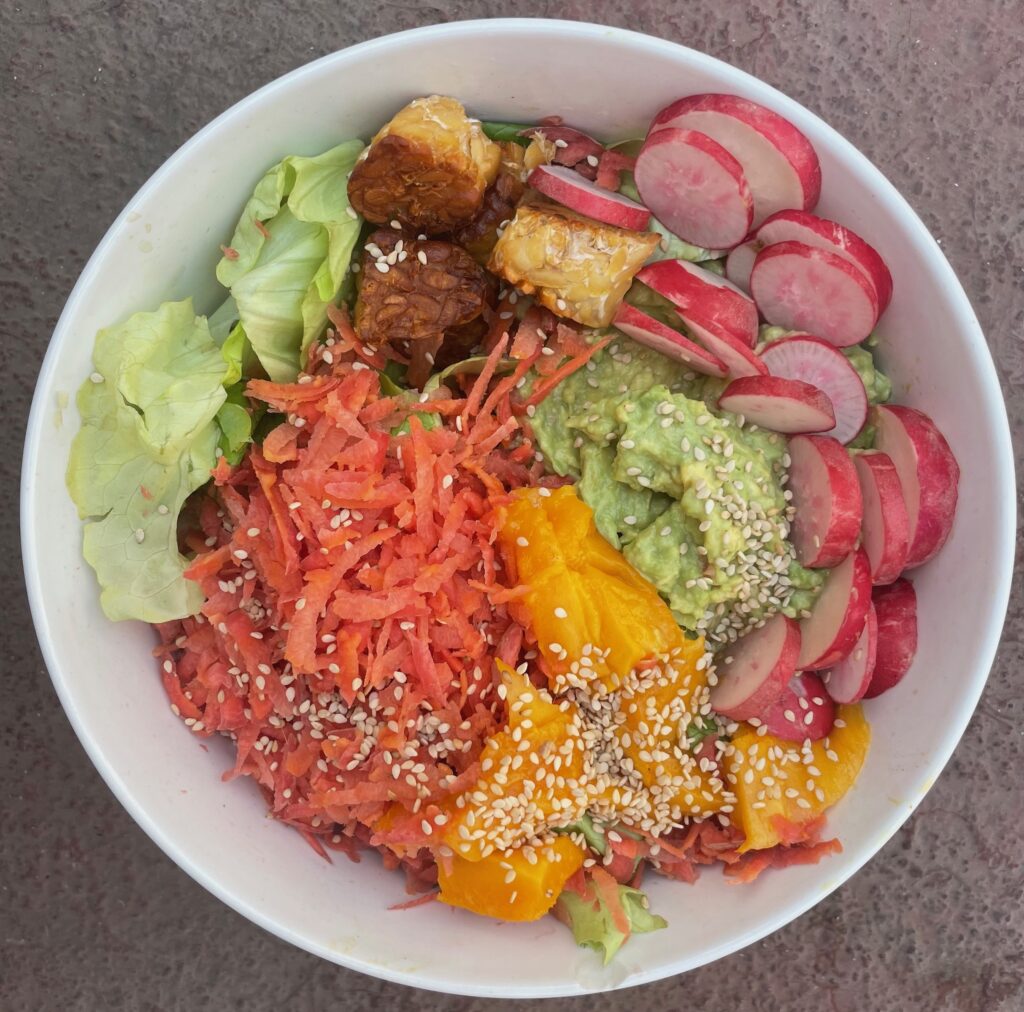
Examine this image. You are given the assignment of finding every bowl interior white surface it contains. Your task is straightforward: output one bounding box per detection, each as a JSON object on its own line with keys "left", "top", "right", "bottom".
{"left": 22, "top": 19, "right": 1015, "bottom": 998}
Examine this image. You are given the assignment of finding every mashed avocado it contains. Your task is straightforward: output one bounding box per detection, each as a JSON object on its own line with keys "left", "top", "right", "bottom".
{"left": 531, "top": 337, "right": 825, "bottom": 646}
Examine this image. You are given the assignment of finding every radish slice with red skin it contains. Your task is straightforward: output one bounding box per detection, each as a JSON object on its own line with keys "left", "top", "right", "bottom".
{"left": 756, "top": 209, "right": 893, "bottom": 312}
{"left": 648, "top": 93, "right": 822, "bottom": 224}
{"left": 637, "top": 259, "right": 758, "bottom": 346}
{"left": 825, "top": 605, "right": 877, "bottom": 704}
{"left": 787, "top": 434, "right": 863, "bottom": 568}
{"left": 874, "top": 405, "right": 960, "bottom": 568}
{"left": 612, "top": 303, "right": 728, "bottom": 377}
{"left": 854, "top": 450, "right": 911, "bottom": 584}
{"left": 798, "top": 548, "right": 872, "bottom": 670}
{"left": 751, "top": 241, "right": 879, "bottom": 347}
{"left": 864, "top": 578, "right": 918, "bottom": 698}
{"left": 522, "top": 124, "right": 605, "bottom": 170}
{"left": 759, "top": 335, "right": 868, "bottom": 444}
{"left": 709, "top": 614, "right": 801, "bottom": 720}
{"left": 718, "top": 375, "right": 835, "bottom": 434}
{"left": 527, "top": 164, "right": 652, "bottom": 231}
{"left": 634, "top": 128, "right": 753, "bottom": 249}
{"left": 725, "top": 240, "right": 760, "bottom": 294}
{"left": 679, "top": 312, "right": 768, "bottom": 378}
{"left": 760, "top": 672, "right": 835, "bottom": 741}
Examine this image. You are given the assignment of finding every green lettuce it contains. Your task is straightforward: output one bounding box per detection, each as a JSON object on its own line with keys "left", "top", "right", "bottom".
{"left": 67, "top": 300, "right": 229, "bottom": 622}
{"left": 216, "top": 140, "right": 365, "bottom": 382}
{"left": 556, "top": 880, "right": 667, "bottom": 964}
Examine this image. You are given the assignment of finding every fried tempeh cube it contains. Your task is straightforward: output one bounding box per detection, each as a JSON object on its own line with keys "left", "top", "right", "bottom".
{"left": 488, "top": 201, "right": 659, "bottom": 328}
{"left": 347, "top": 96, "right": 501, "bottom": 233}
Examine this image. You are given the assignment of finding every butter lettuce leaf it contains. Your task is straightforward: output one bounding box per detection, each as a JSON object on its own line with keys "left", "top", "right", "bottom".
{"left": 67, "top": 300, "right": 228, "bottom": 622}
{"left": 216, "top": 140, "right": 365, "bottom": 382}
{"left": 556, "top": 879, "right": 666, "bottom": 964}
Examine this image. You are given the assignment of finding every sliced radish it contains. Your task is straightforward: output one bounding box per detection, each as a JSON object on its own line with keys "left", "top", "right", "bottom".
{"left": 864, "top": 579, "right": 918, "bottom": 698}
{"left": 637, "top": 259, "right": 758, "bottom": 346}
{"left": 874, "top": 405, "right": 960, "bottom": 568}
{"left": 634, "top": 128, "right": 753, "bottom": 249}
{"left": 527, "top": 164, "right": 651, "bottom": 231}
{"left": 760, "top": 672, "right": 835, "bottom": 741}
{"left": 678, "top": 312, "right": 768, "bottom": 378}
{"left": 798, "top": 548, "right": 872, "bottom": 670}
{"left": 612, "top": 303, "right": 727, "bottom": 377}
{"left": 725, "top": 240, "right": 760, "bottom": 293}
{"left": 718, "top": 375, "right": 835, "bottom": 434}
{"left": 709, "top": 614, "right": 801, "bottom": 720}
{"left": 854, "top": 451, "right": 911, "bottom": 584}
{"left": 756, "top": 209, "right": 893, "bottom": 312}
{"left": 787, "top": 434, "right": 863, "bottom": 568}
{"left": 824, "top": 605, "right": 877, "bottom": 704}
{"left": 648, "top": 93, "right": 822, "bottom": 225}
{"left": 751, "top": 241, "right": 879, "bottom": 347}
{"left": 759, "top": 335, "right": 868, "bottom": 444}
{"left": 523, "top": 123, "right": 605, "bottom": 173}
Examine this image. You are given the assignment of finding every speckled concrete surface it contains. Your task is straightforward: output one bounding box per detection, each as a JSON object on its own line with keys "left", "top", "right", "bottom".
{"left": 2, "top": 2, "right": 1022, "bottom": 1009}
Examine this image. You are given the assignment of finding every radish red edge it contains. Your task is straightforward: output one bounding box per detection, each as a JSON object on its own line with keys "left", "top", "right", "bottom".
{"left": 798, "top": 548, "right": 872, "bottom": 670}
{"left": 708, "top": 614, "right": 801, "bottom": 720}
{"left": 864, "top": 578, "right": 918, "bottom": 698}
{"left": 786, "top": 434, "right": 863, "bottom": 568}
{"left": 824, "top": 605, "right": 877, "bottom": 704}
{"left": 718, "top": 375, "right": 836, "bottom": 434}
{"left": 612, "top": 303, "right": 728, "bottom": 377}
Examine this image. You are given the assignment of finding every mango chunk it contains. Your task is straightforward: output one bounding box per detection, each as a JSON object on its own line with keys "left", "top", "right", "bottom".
{"left": 728, "top": 704, "right": 870, "bottom": 852}
{"left": 438, "top": 834, "right": 585, "bottom": 922}
{"left": 442, "top": 662, "right": 589, "bottom": 860}
{"left": 498, "top": 486, "right": 685, "bottom": 694}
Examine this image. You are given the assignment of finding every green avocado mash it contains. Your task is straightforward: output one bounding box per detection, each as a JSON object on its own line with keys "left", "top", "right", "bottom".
{"left": 531, "top": 336, "right": 825, "bottom": 645}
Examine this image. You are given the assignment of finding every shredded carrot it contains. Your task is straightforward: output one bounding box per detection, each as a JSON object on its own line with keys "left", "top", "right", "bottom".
{"left": 156, "top": 337, "right": 544, "bottom": 889}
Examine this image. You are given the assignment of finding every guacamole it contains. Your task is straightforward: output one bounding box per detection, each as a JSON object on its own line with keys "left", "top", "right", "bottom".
{"left": 531, "top": 337, "right": 826, "bottom": 646}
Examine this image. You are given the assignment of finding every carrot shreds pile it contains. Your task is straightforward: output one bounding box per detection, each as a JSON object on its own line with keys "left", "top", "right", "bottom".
{"left": 153, "top": 326, "right": 599, "bottom": 889}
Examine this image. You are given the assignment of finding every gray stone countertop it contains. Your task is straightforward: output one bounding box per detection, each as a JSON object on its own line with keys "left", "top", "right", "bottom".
{"left": 2, "top": 2, "right": 1021, "bottom": 1009}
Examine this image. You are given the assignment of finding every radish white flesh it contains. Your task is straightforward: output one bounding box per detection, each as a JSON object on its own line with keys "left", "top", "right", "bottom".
{"left": 786, "top": 434, "right": 863, "bottom": 568}
{"left": 634, "top": 128, "right": 753, "bottom": 249}
{"left": 718, "top": 375, "right": 835, "bottom": 434}
{"left": 649, "top": 93, "right": 822, "bottom": 225}
{"left": 756, "top": 209, "right": 893, "bottom": 312}
{"left": 825, "top": 605, "right": 877, "bottom": 704}
{"left": 709, "top": 614, "right": 801, "bottom": 720}
{"left": 864, "top": 579, "right": 918, "bottom": 698}
{"left": 874, "top": 405, "right": 960, "bottom": 568}
{"left": 751, "top": 241, "right": 879, "bottom": 347}
{"left": 528, "top": 164, "right": 652, "bottom": 231}
{"left": 725, "top": 240, "right": 760, "bottom": 294}
{"left": 637, "top": 259, "right": 758, "bottom": 346}
{"left": 760, "top": 335, "right": 868, "bottom": 444}
{"left": 798, "top": 548, "right": 872, "bottom": 669}
{"left": 678, "top": 312, "right": 768, "bottom": 378}
{"left": 854, "top": 451, "right": 910, "bottom": 584}
{"left": 612, "top": 303, "right": 728, "bottom": 377}
{"left": 760, "top": 672, "right": 835, "bottom": 741}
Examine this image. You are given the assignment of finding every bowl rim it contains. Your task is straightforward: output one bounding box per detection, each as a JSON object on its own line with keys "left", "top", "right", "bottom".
{"left": 20, "top": 17, "right": 1017, "bottom": 997}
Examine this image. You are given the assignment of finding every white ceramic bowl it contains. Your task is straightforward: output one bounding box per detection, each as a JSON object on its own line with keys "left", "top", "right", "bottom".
{"left": 22, "top": 19, "right": 1015, "bottom": 998}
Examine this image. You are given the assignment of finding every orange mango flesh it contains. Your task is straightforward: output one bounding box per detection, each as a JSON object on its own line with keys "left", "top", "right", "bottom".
{"left": 437, "top": 834, "right": 585, "bottom": 922}
{"left": 610, "top": 642, "right": 732, "bottom": 819}
{"left": 498, "top": 486, "right": 685, "bottom": 694}
{"left": 728, "top": 704, "right": 870, "bottom": 852}
{"left": 441, "top": 662, "right": 589, "bottom": 862}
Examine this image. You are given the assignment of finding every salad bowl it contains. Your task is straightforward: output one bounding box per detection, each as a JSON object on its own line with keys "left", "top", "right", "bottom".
{"left": 21, "top": 18, "right": 1015, "bottom": 997}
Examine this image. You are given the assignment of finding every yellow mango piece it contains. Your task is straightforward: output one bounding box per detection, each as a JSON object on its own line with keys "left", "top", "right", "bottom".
{"left": 608, "top": 639, "right": 734, "bottom": 821}
{"left": 438, "top": 835, "right": 585, "bottom": 922}
{"left": 443, "top": 662, "right": 589, "bottom": 860}
{"left": 728, "top": 704, "right": 870, "bottom": 852}
{"left": 499, "top": 486, "right": 685, "bottom": 694}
